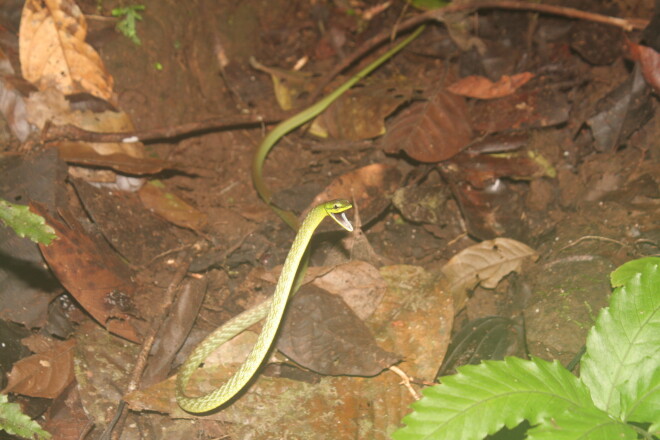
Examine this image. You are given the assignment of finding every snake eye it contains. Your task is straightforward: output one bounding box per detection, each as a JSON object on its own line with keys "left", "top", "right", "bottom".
{"left": 333, "top": 203, "right": 339, "bottom": 210}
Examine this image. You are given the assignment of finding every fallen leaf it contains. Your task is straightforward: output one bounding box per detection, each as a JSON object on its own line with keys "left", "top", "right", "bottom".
{"left": 56, "top": 141, "right": 174, "bottom": 175}
{"left": 277, "top": 286, "right": 400, "bottom": 376}
{"left": 381, "top": 90, "right": 472, "bottom": 162}
{"left": 32, "top": 203, "right": 144, "bottom": 342}
{"left": 19, "top": 0, "right": 114, "bottom": 100}
{"left": 440, "top": 237, "right": 538, "bottom": 310}
{"left": 375, "top": 265, "right": 454, "bottom": 382}
{"left": 309, "top": 78, "right": 415, "bottom": 140}
{"left": 250, "top": 57, "right": 316, "bottom": 111}
{"left": 447, "top": 72, "right": 535, "bottom": 99}
{"left": 311, "top": 261, "right": 386, "bottom": 320}
{"left": 138, "top": 180, "right": 208, "bottom": 231}
{"left": 3, "top": 339, "right": 75, "bottom": 398}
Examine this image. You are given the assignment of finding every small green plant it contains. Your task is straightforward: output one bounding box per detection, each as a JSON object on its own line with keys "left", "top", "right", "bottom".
{"left": 112, "top": 4, "right": 146, "bottom": 46}
{"left": 394, "top": 257, "right": 660, "bottom": 439}
{"left": 0, "top": 198, "right": 56, "bottom": 245}
{"left": 0, "top": 394, "right": 51, "bottom": 439}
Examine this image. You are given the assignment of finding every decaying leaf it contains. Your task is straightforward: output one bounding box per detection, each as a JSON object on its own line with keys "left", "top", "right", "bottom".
{"left": 309, "top": 78, "right": 415, "bottom": 140}
{"left": 278, "top": 286, "right": 400, "bottom": 376}
{"left": 19, "top": 0, "right": 114, "bottom": 100}
{"left": 440, "top": 237, "right": 538, "bottom": 310}
{"left": 308, "top": 163, "right": 401, "bottom": 230}
{"left": 375, "top": 265, "right": 454, "bottom": 382}
{"left": 32, "top": 203, "right": 144, "bottom": 342}
{"left": 3, "top": 338, "right": 75, "bottom": 399}
{"left": 381, "top": 90, "right": 472, "bottom": 162}
{"left": 447, "top": 73, "right": 534, "bottom": 99}
{"left": 138, "top": 180, "right": 208, "bottom": 231}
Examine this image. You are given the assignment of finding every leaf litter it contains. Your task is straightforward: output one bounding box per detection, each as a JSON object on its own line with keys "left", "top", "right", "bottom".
{"left": 0, "top": 0, "right": 658, "bottom": 438}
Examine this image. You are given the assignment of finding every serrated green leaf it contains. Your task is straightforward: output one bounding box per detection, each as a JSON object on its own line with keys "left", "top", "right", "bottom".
{"left": 580, "top": 257, "right": 660, "bottom": 419}
{"left": 393, "top": 357, "right": 593, "bottom": 440}
{"left": 610, "top": 257, "right": 660, "bottom": 288}
{"left": 0, "top": 394, "right": 51, "bottom": 439}
{"left": 529, "top": 404, "right": 637, "bottom": 440}
{"left": 0, "top": 199, "right": 57, "bottom": 245}
{"left": 619, "top": 364, "right": 660, "bottom": 426}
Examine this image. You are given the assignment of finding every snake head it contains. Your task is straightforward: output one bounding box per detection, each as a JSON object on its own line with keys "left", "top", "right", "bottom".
{"left": 324, "top": 199, "right": 354, "bottom": 232}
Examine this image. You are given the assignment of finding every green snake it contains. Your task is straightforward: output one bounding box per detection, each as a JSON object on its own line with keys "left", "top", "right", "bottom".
{"left": 176, "top": 200, "right": 353, "bottom": 412}
{"left": 175, "top": 26, "right": 424, "bottom": 413}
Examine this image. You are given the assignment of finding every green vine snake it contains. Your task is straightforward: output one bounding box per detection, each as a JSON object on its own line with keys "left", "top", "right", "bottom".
{"left": 175, "top": 26, "right": 424, "bottom": 413}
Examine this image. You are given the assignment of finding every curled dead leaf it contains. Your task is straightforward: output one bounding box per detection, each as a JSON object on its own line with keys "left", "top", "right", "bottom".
{"left": 439, "top": 237, "right": 538, "bottom": 310}
{"left": 447, "top": 73, "right": 535, "bottom": 99}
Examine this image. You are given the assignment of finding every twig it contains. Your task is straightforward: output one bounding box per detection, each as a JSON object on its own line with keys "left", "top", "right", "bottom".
{"left": 41, "top": 112, "right": 286, "bottom": 144}
{"left": 100, "top": 248, "right": 195, "bottom": 440}
{"left": 389, "top": 365, "right": 421, "bottom": 400}
{"left": 558, "top": 235, "right": 627, "bottom": 253}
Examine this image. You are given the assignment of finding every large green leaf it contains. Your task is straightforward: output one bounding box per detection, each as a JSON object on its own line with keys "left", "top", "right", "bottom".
{"left": 580, "top": 257, "right": 660, "bottom": 419}
{"left": 392, "top": 357, "right": 594, "bottom": 440}
{"left": 529, "top": 405, "right": 637, "bottom": 440}
{"left": 619, "top": 363, "right": 660, "bottom": 427}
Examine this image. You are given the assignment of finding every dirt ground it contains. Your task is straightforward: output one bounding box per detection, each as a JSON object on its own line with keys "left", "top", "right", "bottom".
{"left": 0, "top": 0, "right": 659, "bottom": 438}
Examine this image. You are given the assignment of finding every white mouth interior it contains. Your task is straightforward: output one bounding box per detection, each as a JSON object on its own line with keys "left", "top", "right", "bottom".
{"left": 330, "top": 211, "right": 354, "bottom": 232}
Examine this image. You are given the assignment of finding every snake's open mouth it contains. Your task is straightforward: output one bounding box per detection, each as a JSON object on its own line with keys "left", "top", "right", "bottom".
{"left": 330, "top": 211, "right": 354, "bottom": 232}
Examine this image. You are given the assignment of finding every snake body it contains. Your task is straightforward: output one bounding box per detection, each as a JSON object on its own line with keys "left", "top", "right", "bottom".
{"left": 251, "top": 26, "right": 425, "bottom": 229}
{"left": 176, "top": 26, "right": 424, "bottom": 413}
{"left": 176, "top": 200, "right": 353, "bottom": 413}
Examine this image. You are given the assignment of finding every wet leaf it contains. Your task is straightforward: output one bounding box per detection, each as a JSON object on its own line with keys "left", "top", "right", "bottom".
{"left": 2, "top": 339, "right": 75, "bottom": 399}
{"left": 308, "top": 163, "right": 401, "bottom": 230}
{"left": 436, "top": 316, "right": 526, "bottom": 377}
{"left": 31, "top": 203, "right": 144, "bottom": 342}
{"left": 277, "top": 286, "right": 400, "bottom": 376}
{"left": 138, "top": 180, "right": 208, "bottom": 231}
{"left": 381, "top": 90, "right": 472, "bottom": 162}
{"left": 447, "top": 73, "right": 534, "bottom": 99}
{"left": 19, "top": 0, "right": 114, "bottom": 100}
{"left": 440, "top": 237, "right": 538, "bottom": 310}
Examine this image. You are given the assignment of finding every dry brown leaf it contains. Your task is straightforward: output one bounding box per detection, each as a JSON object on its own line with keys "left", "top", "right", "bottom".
{"left": 309, "top": 79, "right": 414, "bottom": 140}
{"left": 447, "top": 73, "right": 535, "bottom": 99}
{"left": 32, "top": 203, "right": 144, "bottom": 342}
{"left": 138, "top": 180, "right": 208, "bottom": 231}
{"left": 440, "top": 237, "right": 538, "bottom": 310}
{"left": 381, "top": 90, "right": 472, "bottom": 162}
{"left": 2, "top": 339, "right": 75, "bottom": 398}
{"left": 19, "top": 0, "right": 114, "bottom": 100}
